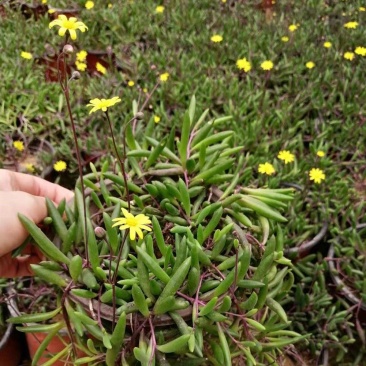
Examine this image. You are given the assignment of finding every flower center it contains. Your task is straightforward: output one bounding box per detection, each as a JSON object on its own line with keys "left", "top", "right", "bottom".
{"left": 126, "top": 217, "right": 138, "bottom": 227}
{"left": 64, "top": 20, "right": 77, "bottom": 30}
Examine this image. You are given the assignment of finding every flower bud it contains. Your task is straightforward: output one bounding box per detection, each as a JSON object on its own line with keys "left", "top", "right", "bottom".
{"left": 134, "top": 112, "right": 144, "bottom": 120}
{"left": 63, "top": 44, "right": 74, "bottom": 54}
{"left": 71, "top": 71, "right": 81, "bottom": 80}
{"left": 94, "top": 226, "right": 106, "bottom": 238}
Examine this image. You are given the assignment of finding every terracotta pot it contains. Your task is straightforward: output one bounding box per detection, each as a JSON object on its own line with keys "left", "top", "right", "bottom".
{"left": 6, "top": 285, "right": 84, "bottom": 365}
{"left": 281, "top": 183, "right": 329, "bottom": 259}
{"left": 26, "top": 330, "right": 83, "bottom": 366}
{"left": 285, "top": 221, "right": 328, "bottom": 259}
{"left": 38, "top": 53, "right": 72, "bottom": 83}
{"left": 0, "top": 323, "right": 23, "bottom": 366}
{"left": 48, "top": 8, "right": 80, "bottom": 20}
{"left": 328, "top": 223, "right": 366, "bottom": 312}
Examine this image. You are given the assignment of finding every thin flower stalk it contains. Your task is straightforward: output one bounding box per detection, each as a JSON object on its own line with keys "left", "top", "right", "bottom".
{"left": 57, "top": 48, "right": 89, "bottom": 264}
{"left": 105, "top": 110, "right": 131, "bottom": 211}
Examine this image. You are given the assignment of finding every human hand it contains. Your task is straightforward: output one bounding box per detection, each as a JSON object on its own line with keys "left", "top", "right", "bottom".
{"left": 0, "top": 169, "right": 73, "bottom": 277}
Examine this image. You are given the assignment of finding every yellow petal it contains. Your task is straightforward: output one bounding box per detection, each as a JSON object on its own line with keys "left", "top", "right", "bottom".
{"left": 139, "top": 225, "right": 152, "bottom": 231}
{"left": 135, "top": 227, "right": 144, "bottom": 239}
{"left": 58, "top": 28, "right": 67, "bottom": 37}
{"left": 121, "top": 208, "right": 134, "bottom": 219}
{"left": 129, "top": 228, "right": 136, "bottom": 241}
{"left": 69, "top": 29, "right": 77, "bottom": 40}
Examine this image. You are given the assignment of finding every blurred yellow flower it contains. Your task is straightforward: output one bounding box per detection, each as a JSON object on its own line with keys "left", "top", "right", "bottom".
{"left": 42, "top": 0, "right": 47, "bottom": 4}
{"left": 76, "top": 50, "right": 88, "bottom": 62}
{"left": 75, "top": 61, "right": 87, "bottom": 71}
{"left": 143, "top": 88, "right": 148, "bottom": 93}
{"left": 261, "top": 60, "right": 274, "bottom": 71}
{"left": 85, "top": 1, "right": 94, "bottom": 9}
{"left": 309, "top": 168, "right": 325, "bottom": 184}
{"left": 155, "top": 6, "right": 164, "bottom": 13}
{"left": 21, "top": 51, "right": 33, "bottom": 60}
{"left": 277, "top": 150, "right": 295, "bottom": 164}
{"left": 87, "top": 97, "right": 121, "bottom": 114}
{"left": 360, "top": 7, "right": 366, "bottom": 11}
{"left": 154, "top": 115, "right": 161, "bottom": 123}
{"left": 48, "top": 8, "right": 56, "bottom": 14}
{"left": 288, "top": 24, "right": 298, "bottom": 32}
{"left": 323, "top": 41, "right": 332, "bottom": 48}
{"left": 159, "top": 72, "right": 170, "bottom": 82}
{"left": 211, "top": 35, "right": 223, "bottom": 43}
{"left": 108, "top": 3, "right": 113, "bottom": 8}
{"left": 112, "top": 208, "right": 152, "bottom": 241}
{"left": 49, "top": 15, "right": 88, "bottom": 40}
{"left": 355, "top": 46, "right": 366, "bottom": 56}
{"left": 258, "top": 162, "right": 276, "bottom": 175}
{"left": 344, "top": 52, "right": 355, "bottom": 60}
{"left": 236, "top": 58, "right": 251, "bottom": 72}
{"left": 281, "top": 36, "right": 289, "bottom": 42}
{"left": 316, "top": 150, "right": 325, "bottom": 157}
{"left": 13, "top": 140, "right": 24, "bottom": 152}
{"left": 306, "top": 61, "right": 315, "bottom": 69}
{"left": 344, "top": 21, "right": 358, "bottom": 29}
{"left": 54, "top": 160, "right": 67, "bottom": 172}
{"left": 96, "top": 62, "right": 107, "bottom": 74}
{"left": 128, "top": 80, "right": 135, "bottom": 87}
{"left": 25, "top": 163, "right": 35, "bottom": 173}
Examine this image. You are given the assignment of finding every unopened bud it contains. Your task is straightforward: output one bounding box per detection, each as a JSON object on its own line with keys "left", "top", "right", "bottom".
{"left": 94, "top": 226, "right": 106, "bottom": 238}
{"left": 63, "top": 44, "right": 74, "bottom": 54}
{"left": 134, "top": 112, "right": 144, "bottom": 120}
{"left": 71, "top": 71, "right": 81, "bottom": 80}
{"left": 43, "top": 217, "right": 53, "bottom": 225}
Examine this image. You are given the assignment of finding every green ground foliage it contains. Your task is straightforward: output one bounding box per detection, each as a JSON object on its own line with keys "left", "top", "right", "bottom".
{"left": 0, "top": 0, "right": 365, "bottom": 364}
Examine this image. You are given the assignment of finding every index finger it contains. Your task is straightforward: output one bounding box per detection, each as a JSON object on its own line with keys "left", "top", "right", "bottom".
{"left": 0, "top": 169, "right": 73, "bottom": 204}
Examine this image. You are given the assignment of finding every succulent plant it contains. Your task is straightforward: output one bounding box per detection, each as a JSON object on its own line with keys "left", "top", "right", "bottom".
{"left": 7, "top": 98, "right": 309, "bottom": 366}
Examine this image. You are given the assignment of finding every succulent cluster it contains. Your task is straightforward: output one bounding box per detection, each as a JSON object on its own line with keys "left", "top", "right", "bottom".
{"left": 10, "top": 100, "right": 306, "bottom": 365}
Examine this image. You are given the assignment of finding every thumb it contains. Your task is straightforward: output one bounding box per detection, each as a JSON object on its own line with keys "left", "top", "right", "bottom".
{"left": 0, "top": 191, "right": 49, "bottom": 257}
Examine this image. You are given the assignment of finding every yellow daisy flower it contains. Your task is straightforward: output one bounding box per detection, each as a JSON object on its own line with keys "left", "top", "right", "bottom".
{"left": 159, "top": 72, "right": 170, "bottom": 82}
{"left": 344, "top": 21, "right": 358, "bottom": 29}
{"left": 21, "top": 51, "right": 33, "bottom": 60}
{"left": 211, "top": 35, "right": 223, "bottom": 43}
{"left": 87, "top": 97, "right": 121, "bottom": 114}
{"left": 76, "top": 50, "right": 88, "bottom": 62}
{"left": 277, "top": 150, "right": 295, "bottom": 164}
{"left": 236, "top": 58, "right": 251, "bottom": 72}
{"left": 112, "top": 208, "right": 152, "bottom": 241}
{"left": 344, "top": 52, "right": 355, "bottom": 60}
{"left": 261, "top": 60, "right": 274, "bottom": 71}
{"left": 13, "top": 140, "right": 25, "bottom": 152}
{"left": 85, "top": 1, "right": 94, "bottom": 9}
{"left": 25, "top": 163, "right": 35, "bottom": 173}
{"left": 258, "top": 162, "right": 276, "bottom": 175}
{"left": 54, "top": 160, "right": 67, "bottom": 172}
{"left": 75, "top": 61, "right": 87, "bottom": 71}
{"left": 355, "top": 46, "right": 366, "bottom": 56}
{"left": 49, "top": 14, "right": 88, "bottom": 40}
{"left": 309, "top": 168, "right": 325, "bottom": 184}
{"left": 155, "top": 5, "right": 165, "bottom": 13}
{"left": 288, "top": 24, "right": 298, "bottom": 32}
{"left": 96, "top": 62, "right": 107, "bottom": 74}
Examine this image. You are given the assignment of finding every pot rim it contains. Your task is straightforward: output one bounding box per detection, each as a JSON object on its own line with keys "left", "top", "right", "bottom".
{"left": 327, "top": 223, "right": 366, "bottom": 311}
